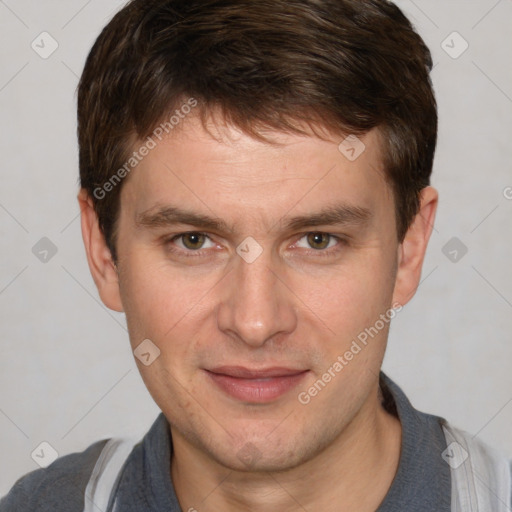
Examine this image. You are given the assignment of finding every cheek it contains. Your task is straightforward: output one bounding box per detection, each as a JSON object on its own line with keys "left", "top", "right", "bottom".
{"left": 118, "top": 255, "right": 202, "bottom": 347}
{"left": 118, "top": 263, "right": 205, "bottom": 401}
{"left": 291, "top": 249, "right": 396, "bottom": 335}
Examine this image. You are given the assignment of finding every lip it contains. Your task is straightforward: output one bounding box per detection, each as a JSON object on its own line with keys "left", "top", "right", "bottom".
{"left": 205, "top": 366, "right": 309, "bottom": 403}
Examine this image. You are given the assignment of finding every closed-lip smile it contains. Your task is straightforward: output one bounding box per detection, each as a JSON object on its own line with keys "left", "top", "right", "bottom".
{"left": 205, "top": 366, "right": 310, "bottom": 403}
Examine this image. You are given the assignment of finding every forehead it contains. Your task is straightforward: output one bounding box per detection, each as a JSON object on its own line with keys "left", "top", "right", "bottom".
{"left": 119, "top": 115, "right": 392, "bottom": 230}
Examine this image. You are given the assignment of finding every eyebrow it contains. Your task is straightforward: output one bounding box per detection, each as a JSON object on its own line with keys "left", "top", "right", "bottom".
{"left": 285, "top": 204, "right": 372, "bottom": 231}
{"left": 136, "top": 206, "right": 229, "bottom": 232}
{"left": 135, "top": 203, "right": 372, "bottom": 233}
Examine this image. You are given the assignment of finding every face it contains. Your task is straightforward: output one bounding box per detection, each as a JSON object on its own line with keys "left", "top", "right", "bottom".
{"left": 87, "top": 115, "right": 426, "bottom": 472}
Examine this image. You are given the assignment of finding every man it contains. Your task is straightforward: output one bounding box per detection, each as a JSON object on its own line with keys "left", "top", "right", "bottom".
{"left": 1, "top": 0, "right": 510, "bottom": 511}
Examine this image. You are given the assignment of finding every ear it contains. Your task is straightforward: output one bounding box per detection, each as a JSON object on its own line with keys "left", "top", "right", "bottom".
{"left": 392, "top": 186, "right": 438, "bottom": 307}
{"left": 78, "top": 189, "right": 124, "bottom": 312}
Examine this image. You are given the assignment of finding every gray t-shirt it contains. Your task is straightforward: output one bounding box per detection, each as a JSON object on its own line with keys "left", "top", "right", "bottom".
{"left": 0, "top": 372, "right": 451, "bottom": 511}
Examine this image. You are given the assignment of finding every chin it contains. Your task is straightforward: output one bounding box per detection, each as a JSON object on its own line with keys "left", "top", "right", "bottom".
{"left": 221, "top": 449, "right": 304, "bottom": 474}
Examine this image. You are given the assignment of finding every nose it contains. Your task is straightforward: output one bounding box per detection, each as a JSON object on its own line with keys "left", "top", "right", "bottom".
{"left": 216, "top": 246, "right": 298, "bottom": 348}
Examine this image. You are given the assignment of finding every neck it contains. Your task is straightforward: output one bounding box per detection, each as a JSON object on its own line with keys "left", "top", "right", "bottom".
{"left": 170, "top": 385, "right": 402, "bottom": 512}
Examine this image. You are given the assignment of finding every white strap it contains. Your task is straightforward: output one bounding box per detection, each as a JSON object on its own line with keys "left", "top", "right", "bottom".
{"left": 83, "top": 437, "right": 138, "bottom": 512}
{"left": 443, "top": 423, "right": 512, "bottom": 512}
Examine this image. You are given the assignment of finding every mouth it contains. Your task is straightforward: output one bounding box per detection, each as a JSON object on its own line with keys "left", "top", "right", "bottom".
{"left": 204, "top": 366, "right": 310, "bottom": 403}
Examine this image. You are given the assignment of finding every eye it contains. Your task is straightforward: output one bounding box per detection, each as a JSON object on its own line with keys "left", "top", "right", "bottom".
{"left": 295, "top": 232, "right": 339, "bottom": 250}
{"left": 173, "top": 232, "right": 215, "bottom": 251}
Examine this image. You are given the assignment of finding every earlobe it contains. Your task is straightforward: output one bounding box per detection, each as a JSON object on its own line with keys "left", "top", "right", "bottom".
{"left": 392, "top": 186, "right": 438, "bottom": 307}
{"left": 78, "top": 189, "right": 124, "bottom": 312}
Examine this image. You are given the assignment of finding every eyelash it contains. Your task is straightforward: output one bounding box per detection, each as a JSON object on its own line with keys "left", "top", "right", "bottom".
{"left": 163, "top": 232, "right": 348, "bottom": 258}
{"left": 163, "top": 232, "right": 216, "bottom": 258}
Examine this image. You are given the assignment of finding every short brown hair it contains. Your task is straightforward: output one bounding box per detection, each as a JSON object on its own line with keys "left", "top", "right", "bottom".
{"left": 78, "top": 0, "right": 437, "bottom": 261}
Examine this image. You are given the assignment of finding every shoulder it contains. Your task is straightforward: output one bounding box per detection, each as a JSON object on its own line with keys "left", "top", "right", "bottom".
{"left": 442, "top": 422, "right": 512, "bottom": 510}
{"left": 0, "top": 438, "right": 108, "bottom": 512}
{"left": 443, "top": 421, "right": 511, "bottom": 469}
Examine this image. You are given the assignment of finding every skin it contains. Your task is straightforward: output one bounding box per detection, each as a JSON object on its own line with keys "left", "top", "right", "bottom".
{"left": 79, "top": 114, "right": 437, "bottom": 512}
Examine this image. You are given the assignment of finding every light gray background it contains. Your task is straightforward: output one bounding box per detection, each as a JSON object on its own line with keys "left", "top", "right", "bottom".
{"left": 1, "top": 0, "right": 511, "bottom": 497}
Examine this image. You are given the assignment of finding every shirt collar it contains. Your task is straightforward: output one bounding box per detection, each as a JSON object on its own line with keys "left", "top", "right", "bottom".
{"left": 376, "top": 372, "right": 451, "bottom": 511}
